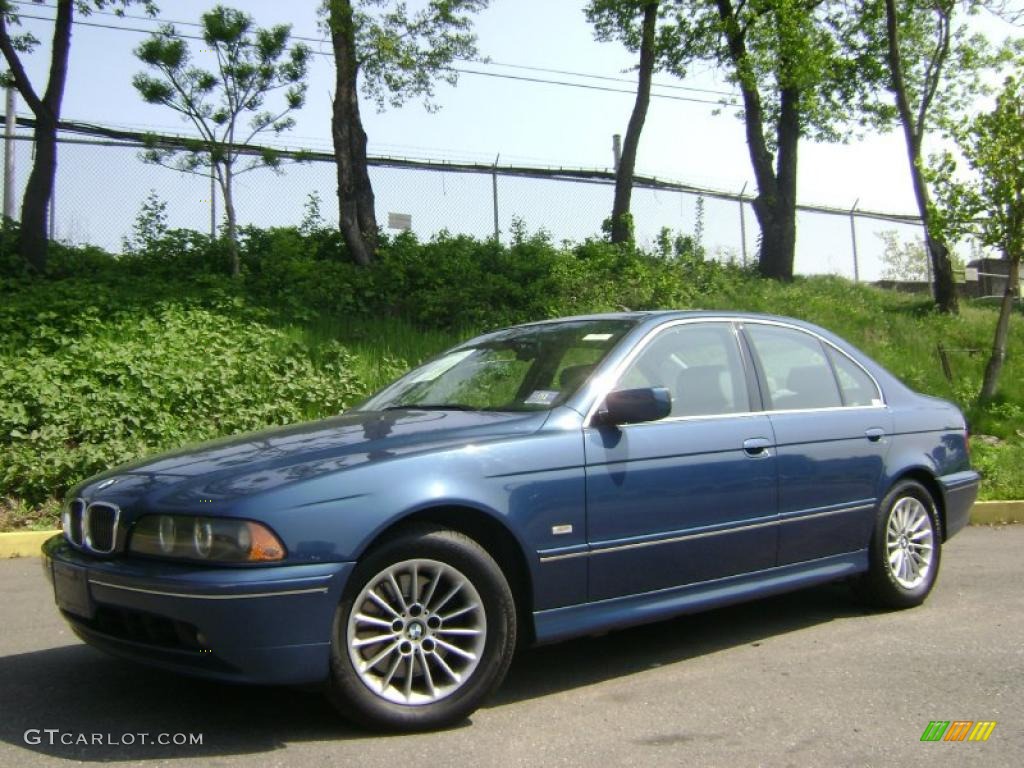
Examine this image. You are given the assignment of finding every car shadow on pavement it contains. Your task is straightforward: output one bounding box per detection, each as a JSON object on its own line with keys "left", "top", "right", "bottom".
{"left": 491, "top": 582, "right": 870, "bottom": 707}
{"left": 0, "top": 583, "right": 869, "bottom": 761}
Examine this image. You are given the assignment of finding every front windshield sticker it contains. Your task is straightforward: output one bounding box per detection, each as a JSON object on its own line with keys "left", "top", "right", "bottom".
{"left": 524, "top": 390, "right": 560, "bottom": 405}
{"left": 408, "top": 349, "right": 475, "bottom": 383}
{"left": 582, "top": 333, "right": 613, "bottom": 341}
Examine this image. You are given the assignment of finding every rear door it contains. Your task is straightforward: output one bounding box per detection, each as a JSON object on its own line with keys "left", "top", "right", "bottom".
{"left": 584, "top": 321, "right": 779, "bottom": 601}
{"left": 741, "top": 322, "right": 892, "bottom": 565}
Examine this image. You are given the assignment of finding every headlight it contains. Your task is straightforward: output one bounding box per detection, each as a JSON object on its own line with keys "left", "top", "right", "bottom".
{"left": 129, "top": 515, "right": 286, "bottom": 563}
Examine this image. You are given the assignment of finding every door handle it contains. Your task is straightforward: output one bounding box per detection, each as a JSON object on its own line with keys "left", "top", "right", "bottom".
{"left": 743, "top": 437, "right": 773, "bottom": 457}
{"left": 864, "top": 427, "right": 886, "bottom": 442}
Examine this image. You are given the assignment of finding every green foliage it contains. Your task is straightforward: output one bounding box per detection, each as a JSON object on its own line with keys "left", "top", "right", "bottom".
{"left": 132, "top": 3, "right": 310, "bottom": 270}
{"left": 123, "top": 189, "right": 169, "bottom": 254}
{"left": 861, "top": 0, "right": 997, "bottom": 136}
{"left": 325, "top": 0, "right": 489, "bottom": 112}
{"left": 877, "top": 230, "right": 964, "bottom": 281}
{"left": 971, "top": 439, "right": 1024, "bottom": 501}
{"left": 614, "top": 1, "right": 888, "bottom": 145}
{"left": 929, "top": 64, "right": 1024, "bottom": 261}
{"left": 133, "top": 6, "right": 311, "bottom": 162}
{"left": 0, "top": 279, "right": 365, "bottom": 506}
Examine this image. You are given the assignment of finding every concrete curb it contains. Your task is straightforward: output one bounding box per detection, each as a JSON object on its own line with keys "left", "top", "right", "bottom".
{"left": 970, "top": 500, "right": 1024, "bottom": 525}
{"left": 1, "top": 500, "right": 1022, "bottom": 558}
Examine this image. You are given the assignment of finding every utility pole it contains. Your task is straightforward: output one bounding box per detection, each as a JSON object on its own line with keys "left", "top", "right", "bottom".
{"left": 3, "top": 87, "right": 15, "bottom": 221}
{"left": 849, "top": 199, "right": 860, "bottom": 283}
{"left": 210, "top": 163, "right": 216, "bottom": 237}
{"left": 612, "top": 134, "right": 622, "bottom": 171}
{"left": 739, "top": 182, "right": 748, "bottom": 267}
{"left": 491, "top": 153, "right": 500, "bottom": 241}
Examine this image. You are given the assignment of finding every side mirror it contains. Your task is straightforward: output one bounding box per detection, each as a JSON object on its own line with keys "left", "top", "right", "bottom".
{"left": 596, "top": 387, "right": 672, "bottom": 426}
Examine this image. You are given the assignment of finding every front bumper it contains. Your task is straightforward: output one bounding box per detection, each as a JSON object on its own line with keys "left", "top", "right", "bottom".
{"left": 42, "top": 536, "right": 353, "bottom": 685}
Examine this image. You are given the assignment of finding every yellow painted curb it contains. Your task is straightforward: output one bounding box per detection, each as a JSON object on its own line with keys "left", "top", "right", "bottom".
{"left": 0, "top": 530, "right": 59, "bottom": 558}
{"left": 970, "top": 500, "right": 1024, "bottom": 525}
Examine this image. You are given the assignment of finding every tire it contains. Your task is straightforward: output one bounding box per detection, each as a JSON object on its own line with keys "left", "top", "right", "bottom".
{"left": 327, "top": 524, "right": 517, "bottom": 731}
{"left": 855, "top": 480, "right": 942, "bottom": 609}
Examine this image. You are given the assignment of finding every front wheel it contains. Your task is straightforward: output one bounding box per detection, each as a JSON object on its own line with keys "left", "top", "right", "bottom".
{"left": 327, "top": 525, "right": 516, "bottom": 731}
{"left": 856, "top": 480, "right": 942, "bottom": 609}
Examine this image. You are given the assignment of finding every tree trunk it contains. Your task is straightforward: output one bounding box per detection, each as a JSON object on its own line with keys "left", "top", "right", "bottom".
{"left": 714, "top": 0, "right": 798, "bottom": 281}
{"left": 350, "top": 108, "right": 377, "bottom": 254}
{"left": 0, "top": 0, "right": 75, "bottom": 273}
{"left": 978, "top": 254, "right": 1020, "bottom": 403}
{"left": 610, "top": 1, "right": 658, "bottom": 245}
{"left": 19, "top": 119, "right": 58, "bottom": 272}
{"left": 883, "top": 0, "right": 959, "bottom": 314}
{"left": 755, "top": 86, "right": 799, "bottom": 281}
{"left": 329, "top": 0, "right": 374, "bottom": 266}
{"left": 219, "top": 163, "right": 240, "bottom": 277}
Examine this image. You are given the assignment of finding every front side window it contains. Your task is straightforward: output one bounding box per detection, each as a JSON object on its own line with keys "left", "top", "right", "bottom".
{"left": 745, "top": 324, "right": 842, "bottom": 410}
{"left": 361, "top": 319, "right": 635, "bottom": 413}
{"left": 615, "top": 323, "right": 750, "bottom": 418}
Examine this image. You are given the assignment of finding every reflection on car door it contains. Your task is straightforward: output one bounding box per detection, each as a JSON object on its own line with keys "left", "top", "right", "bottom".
{"left": 741, "top": 323, "right": 892, "bottom": 565}
{"left": 584, "top": 321, "right": 779, "bottom": 602}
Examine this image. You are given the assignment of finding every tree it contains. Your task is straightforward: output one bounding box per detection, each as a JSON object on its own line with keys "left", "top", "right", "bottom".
{"left": 587, "top": 0, "right": 661, "bottom": 245}
{"left": 876, "top": 0, "right": 977, "bottom": 314}
{"left": 878, "top": 229, "right": 963, "bottom": 281}
{"left": 325, "top": 0, "right": 488, "bottom": 266}
{"left": 930, "top": 70, "right": 1024, "bottom": 403}
{"left": 133, "top": 5, "right": 309, "bottom": 276}
{"left": 0, "top": 0, "right": 155, "bottom": 273}
{"left": 633, "top": 1, "right": 887, "bottom": 281}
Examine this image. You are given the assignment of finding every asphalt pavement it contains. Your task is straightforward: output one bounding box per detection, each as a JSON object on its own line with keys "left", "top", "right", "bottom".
{"left": 1, "top": 527, "right": 1021, "bottom": 768}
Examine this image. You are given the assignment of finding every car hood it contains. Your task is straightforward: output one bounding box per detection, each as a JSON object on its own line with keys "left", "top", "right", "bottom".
{"left": 74, "top": 408, "right": 549, "bottom": 510}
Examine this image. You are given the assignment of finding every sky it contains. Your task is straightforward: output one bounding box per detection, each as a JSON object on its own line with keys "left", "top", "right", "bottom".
{"left": 4, "top": 0, "right": 1022, "bottom": 276}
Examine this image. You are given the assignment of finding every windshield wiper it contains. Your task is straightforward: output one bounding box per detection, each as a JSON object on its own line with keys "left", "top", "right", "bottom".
{"left": 381, "top": 403, "right": 480, "bottom": 412}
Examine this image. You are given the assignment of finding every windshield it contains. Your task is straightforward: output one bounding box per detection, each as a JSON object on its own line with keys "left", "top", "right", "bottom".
{"left": 360, "top": 319, "right": 637, "bottom": 413}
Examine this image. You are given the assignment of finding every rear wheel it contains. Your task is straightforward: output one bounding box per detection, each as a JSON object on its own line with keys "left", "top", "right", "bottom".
{"left": 327, "top": 525, "right": 516, "bottom": 731}
{"left": 856, "top": 480, "right": 942, "bottom": 609}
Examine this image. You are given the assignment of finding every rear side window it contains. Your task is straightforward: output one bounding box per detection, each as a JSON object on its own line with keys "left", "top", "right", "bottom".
{"left": 828, "top": 348, "right": 881, "bottom": 406}
{"left": 745, "top": 325, "right": 842, "bottom": 410}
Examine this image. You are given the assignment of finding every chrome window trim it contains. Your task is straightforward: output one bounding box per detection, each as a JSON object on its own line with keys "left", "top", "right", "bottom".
{"left": 582, "top": 317, "right": 886, "bottom": 428}
{"left": 538, "top": 502, "right": 874, "bottom": 563}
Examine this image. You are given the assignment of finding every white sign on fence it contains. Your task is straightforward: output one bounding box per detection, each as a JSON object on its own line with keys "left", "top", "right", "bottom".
{"left": 388, "top": 212, "right": 412, "bottom": 231}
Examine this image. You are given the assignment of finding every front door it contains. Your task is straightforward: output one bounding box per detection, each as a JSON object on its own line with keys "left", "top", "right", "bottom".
{"left": 584, "top": 321, "right": 779, "bottom": 602}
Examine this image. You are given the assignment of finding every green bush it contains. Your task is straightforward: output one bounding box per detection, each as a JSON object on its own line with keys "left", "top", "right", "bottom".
{"left": 0, "top": 287, "right": 365, "bottom": 505}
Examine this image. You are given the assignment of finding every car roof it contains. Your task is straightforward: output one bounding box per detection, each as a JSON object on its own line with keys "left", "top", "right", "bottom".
{"left": 504, "top": 309, "right": 813, "bottom": 329}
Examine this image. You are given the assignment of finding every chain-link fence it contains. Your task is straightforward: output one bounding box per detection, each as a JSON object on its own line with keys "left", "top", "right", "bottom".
{"left": 4, "top": 125, "right": 926, "bottom": 282}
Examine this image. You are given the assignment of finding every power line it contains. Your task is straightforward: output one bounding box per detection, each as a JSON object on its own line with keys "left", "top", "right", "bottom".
{"left": 14, "top": 0, "right": 735, "bottom": 97}
{"left": 451, "top": 68, "right": 731, "bottom": 106}
{"left": 9, "top": 3, "right": 738, "bottom": 107}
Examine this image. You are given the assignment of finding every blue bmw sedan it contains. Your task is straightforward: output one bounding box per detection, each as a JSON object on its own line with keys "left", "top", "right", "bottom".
{"left": 42, "top": 311, "right": 979, "bottom": 730}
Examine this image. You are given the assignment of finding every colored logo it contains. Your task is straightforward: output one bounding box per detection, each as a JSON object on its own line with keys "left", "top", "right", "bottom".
{"left": 920, "top": 721, "right": 996, "bottom": 742}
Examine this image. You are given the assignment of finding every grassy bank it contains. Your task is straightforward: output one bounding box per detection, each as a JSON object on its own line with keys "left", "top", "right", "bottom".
{"left": 1, "top": 228, "right": 1021, "bottom": 529}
